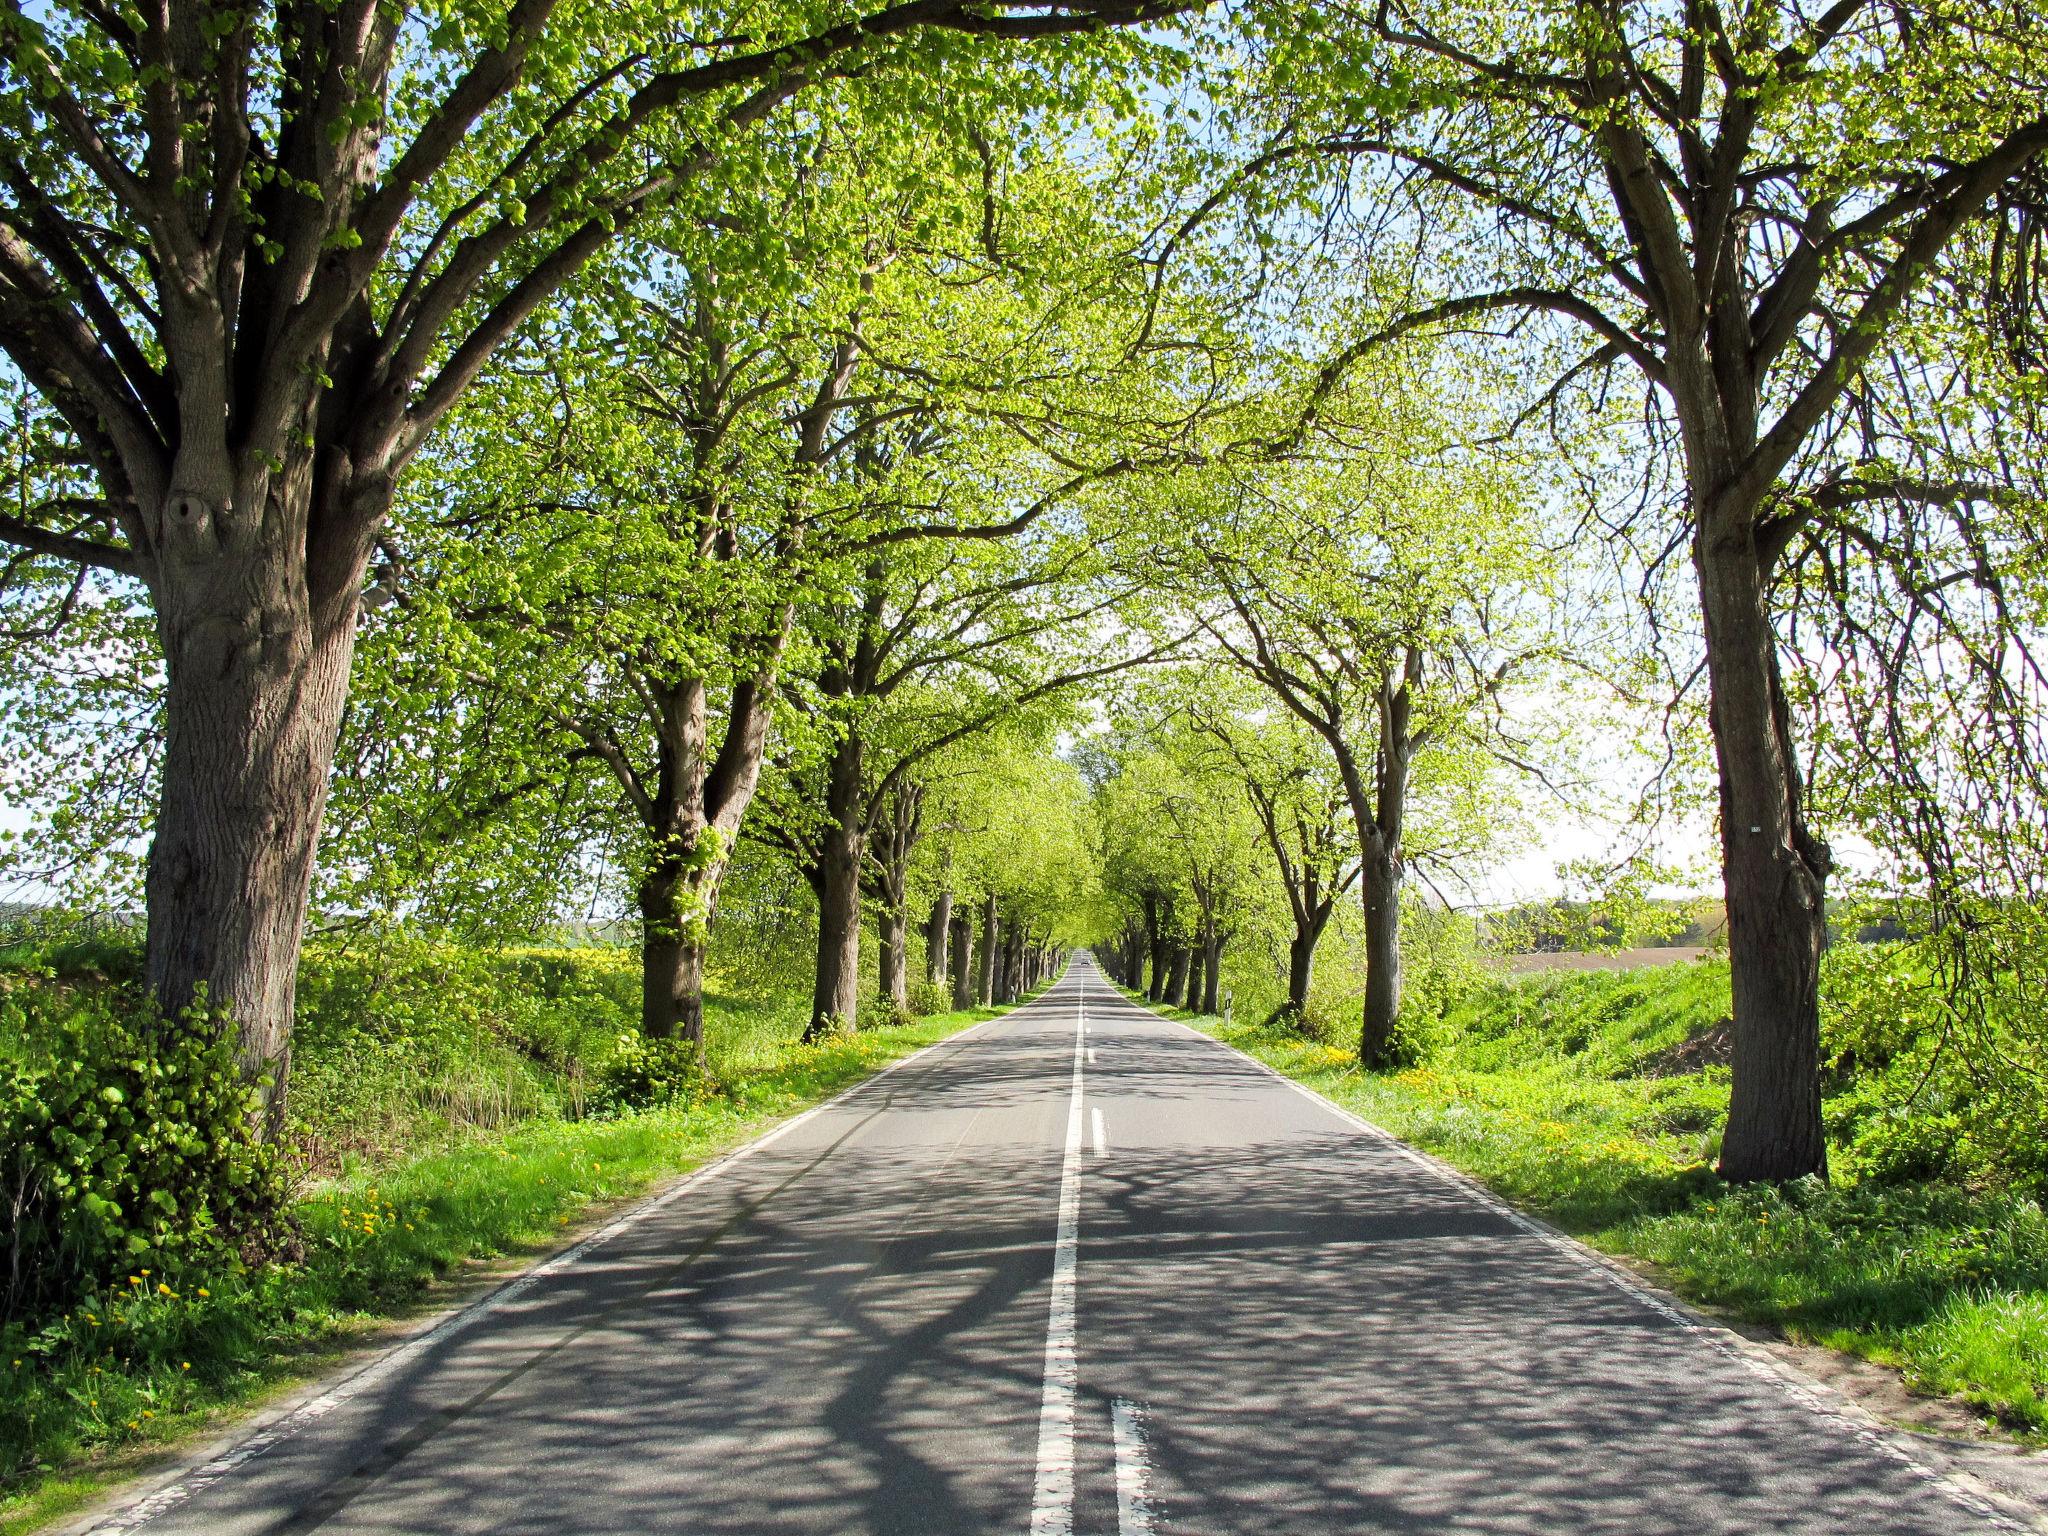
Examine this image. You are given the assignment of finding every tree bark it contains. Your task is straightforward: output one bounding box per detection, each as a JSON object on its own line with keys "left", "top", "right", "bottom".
{"left": 636, "top": 861, "right": 710, "bottom": 1068}
{"left": 861, "top": 779, "right": 923, "bottom": 1020}
{"left": 1281, "top": 912, "right": 1329, "bottom": 1021}
{"left": 977, "top": 894, "right": 999, "bottom": 1006}
{"left": 146, "top": 539, "right": 362, "bottom": 1136}
{"left": 925, "top": 890, "right": 953, "bottom": 986}
{"left": 1145, "top": 898, "right": 1169, "bottom": 1003}
{"left": 950, "top": 912, "right": 975, "bottom": 1011}
{"left": 879, "top": 905, "right": 910, "bottom": 1017}
{"left": 1202, "top": 930, "right": 1224, "bottom": 1016}
{"left": 1695, "top": 518, "right": 1831, "bottom": 1182}
{"left": 1188, "top": 940, "right": 1209, "bottom": 1018}
{"left": 1163, "top": 945, "right": 1191, "bottom": 1008}
{"left": 1359, "top": 846, "right": 1403, "bottom": 1068}
{"left": 1001, "top": 923, "right": 1024, "bottom": 1003}
{"left": 805, "top": 733, "right": 866, "bottom": 1041}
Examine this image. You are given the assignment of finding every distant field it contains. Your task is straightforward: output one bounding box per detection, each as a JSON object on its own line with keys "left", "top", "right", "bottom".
{"left": 1498, "top": 946, "right": 1714, "bottom": 973}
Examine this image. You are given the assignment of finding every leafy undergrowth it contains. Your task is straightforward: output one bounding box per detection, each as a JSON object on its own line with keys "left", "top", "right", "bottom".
{"left": 0, "top": 994, "right": 1016, "bottom": 1534}
{"left": 1155, "top": 965, "right": 2048, "bottom": 1441}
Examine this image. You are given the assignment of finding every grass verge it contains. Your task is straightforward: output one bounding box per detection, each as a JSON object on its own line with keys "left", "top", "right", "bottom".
{"left": 1147, "top": 989, "right": 2048, "bottom": 1442}
{"left": 1, "top": 998, "right": 1021, "bottom": 1535}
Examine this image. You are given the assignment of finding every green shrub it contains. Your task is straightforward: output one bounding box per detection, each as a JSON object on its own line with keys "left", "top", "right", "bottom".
{"left": 1820, "top": 934, "right": 2048, "bottom": 1190}
{"left": 586, "top": 1031, "right": 707, "bottom": 1116}
{"left": 0, "top": 988, "right": 293, "bottom": 1326}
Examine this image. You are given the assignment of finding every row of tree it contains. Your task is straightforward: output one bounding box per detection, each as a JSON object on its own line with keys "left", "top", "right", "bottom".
{"left": 4, "top": 0, "right": 2046, "bottom": 1189}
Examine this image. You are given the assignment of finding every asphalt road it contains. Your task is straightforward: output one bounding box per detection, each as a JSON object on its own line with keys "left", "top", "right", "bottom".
{"left": 91, "top": 954, "right": 2009, "bottom": 1535}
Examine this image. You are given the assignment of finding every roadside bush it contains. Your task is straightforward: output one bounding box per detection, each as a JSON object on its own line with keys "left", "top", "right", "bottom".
{"left": 0, "top": 987, "right": 293, "bottom": 1326}
{"left": 1821, "top": 935, "right": 2048, "bottom": 1191}
{"left": 586, "top": 1031, "right": 706, "bottom": 1116}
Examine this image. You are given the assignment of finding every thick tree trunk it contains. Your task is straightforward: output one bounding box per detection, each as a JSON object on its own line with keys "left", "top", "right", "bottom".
{"left": 1164, "top": 946, "right": 1191, "bottom": 1008}
{"left": 1145, "top": 901, "right": 1168, "bottom": 1003}
{"left": 1001, "top": 924, "right": 1024, "bottom": 1003}
{"left": 1188, "top": 941, "right": 1210, "bottom": 1018}
{"left": 1359, "top": 849, "right": 1402, "bottom": 1068}
{"left": 145, "top": 517, "right": 365, "bottom": 1138}
{"left": 879, "top": 905, "right": 910, "bottom": 1016}
{"left": 1696, "top": 521, "right": 1831, "bottom": 1182}
{"left": 805, "top": 736, "right": 865, "bottom": 1041}
{"left": 977, "top": 895, "right": 999, "bottom": 1006}
{"left": 1202, "top": 931, "right": 1223, "bottom": 1016}
{"left": 1283, "top": 924, "right": 1319, "bottom": 1019}
{"left": 925, "top": 890, "right": 953, "bottom": 986}
{"left": 637, "top": 863, "right": 709, "bottom": 1067}
{"left": 949, "top": 912, "right": 975, "bottom": 1010}
{"left": 866, "top": 780, "right": 922, "bottom": 1021}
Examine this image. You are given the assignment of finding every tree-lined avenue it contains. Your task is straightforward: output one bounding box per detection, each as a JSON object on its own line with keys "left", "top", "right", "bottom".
{"left": 82, "top": 955, "right": 2004, "bottom": 1536}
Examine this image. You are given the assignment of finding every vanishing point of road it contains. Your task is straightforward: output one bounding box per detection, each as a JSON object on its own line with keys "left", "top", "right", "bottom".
{"left": 85, "top": 954, "right": 2012, "bottom": 1534}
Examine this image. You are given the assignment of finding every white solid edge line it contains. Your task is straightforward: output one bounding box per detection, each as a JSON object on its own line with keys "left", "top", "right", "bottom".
{"left": 79, "top": 1001, "right": 1041, "bottom": 1536}
{"left": 1102, "top": 990, "right": 2027, "bottom": 1536}
{"left": 1111, "top": 1396, "right": 1157, "bottom": 1536}
{"left": 1028, "top": 980, "right": 1087, "bottom": 1536}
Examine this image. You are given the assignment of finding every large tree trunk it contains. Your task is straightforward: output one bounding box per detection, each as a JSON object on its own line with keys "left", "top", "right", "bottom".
{"left": 1188, "top": 940, "right": 1210, "bottom": 1018}
{"left": 925, "top": 890, "right": 953, "bottom": 986}
{"left": 1359, "top": 848, "right": 1402, "bottom": 1068}
{"left": 805, "top": 735, "right": 865, "bottom": 1041}
{"left": 1145, "top": 899, "right": 1168, "bottom": 1002}
{"left": 977, "top": 895, "right": 999, "bottom": 1006}
{"left": 1695, "top": 520, "right": 1831, "bottom": 1182}
{"left": 949, "top": 912, "right": 975, "bottom": 1010}
{"left": 1163, "top": 946, "right": 1191, "bottom": 1008}
{"left": 1202, "top": 930, "right": 1223, "bottom": 1016}
{"left": 879, "top": 904, "right": 910, "bottom": 1017}
{"left": 867, "top": 781, "right": 922, "bottom": 1021}
{"left": 1282, "top": 921, "right": 1321, "bottom": 1020}
{"left": 145, "top": 490, "right": 368, "bottom": 1138}
{"left": 1001, "top": 923, "right": 1024, "bottom": 1003}
{"left": 636, "top": 862, "right": 709, "bottom": 1067}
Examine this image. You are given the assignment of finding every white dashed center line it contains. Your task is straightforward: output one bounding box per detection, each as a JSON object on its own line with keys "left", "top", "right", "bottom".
{"left": 1028, "top": 983, "right": 1086, "bottom": 1535}
{"left": 1112, "top": 1397, "right": 1157, "bottom": 1536}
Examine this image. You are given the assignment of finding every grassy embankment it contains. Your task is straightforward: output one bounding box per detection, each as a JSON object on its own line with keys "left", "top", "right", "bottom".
{"left": 0, "top": 933, "right": 1027, "bottom": 1534}
{"left": 1148, "top": 961, "right": 2048, "bottom": 1439}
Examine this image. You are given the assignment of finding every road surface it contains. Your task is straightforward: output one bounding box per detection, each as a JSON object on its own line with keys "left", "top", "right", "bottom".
{"left": 88, "top": 954, "right": 2008, "bottom": 1534}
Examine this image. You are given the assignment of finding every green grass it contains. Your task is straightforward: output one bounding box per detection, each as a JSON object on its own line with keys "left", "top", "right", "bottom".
{"left": 0, "top": 993, "right": 1020, "bottom": 1534}
{"left": 1151, "top": 967, "right": 2048, "bottom": 1441}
